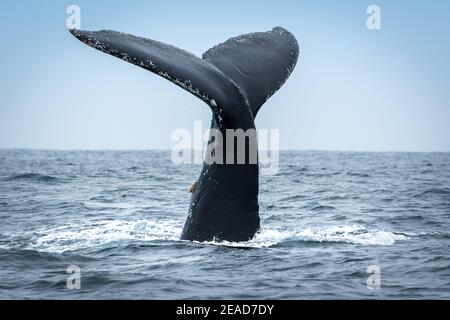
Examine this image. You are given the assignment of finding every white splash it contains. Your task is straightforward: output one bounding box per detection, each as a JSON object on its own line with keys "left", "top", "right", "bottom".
{"left": 7, "top": 220, "right": 408, "bottom": 253}
{"left": 293, "top": 224, "right": 408, "bottom": 246}
{"left": 199, "top": 224, "right": 408, "bottom": 248}
{"left": 28, "top": 219, "right": 183, "bottom": 253}
{"left": 197, "top": 229, "right": 292, "bottom": 249}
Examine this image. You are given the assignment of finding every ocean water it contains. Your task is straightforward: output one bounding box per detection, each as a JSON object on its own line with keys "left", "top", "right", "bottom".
{"left": 0, "top": 149, "right": 449, "bottom": 299}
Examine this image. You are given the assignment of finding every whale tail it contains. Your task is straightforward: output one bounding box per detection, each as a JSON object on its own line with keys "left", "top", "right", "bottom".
{"left": 70, "top": 27, "right": 299, "bottom": 242}
{"left": 69, "top": 27, "right": 299, "bottom": 118}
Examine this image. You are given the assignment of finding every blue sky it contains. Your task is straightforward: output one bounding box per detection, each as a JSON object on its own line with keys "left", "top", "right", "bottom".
{"left": 0, "top": 0, "right": 449, "bottom": 151}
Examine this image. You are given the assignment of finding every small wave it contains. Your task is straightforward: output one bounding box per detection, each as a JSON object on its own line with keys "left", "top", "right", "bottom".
{"left": 400, "top": 231, "right": 450, "bottom": 239}
{"left": 127, "top": 166, "right": 141, "bottom": 171}
{"left": 3, "top": 173, "right": 60, "bottom": 183}
{"left": 82, "top": 201, "right": 147, "bottom": 211}
{"left": 417, "top": 188, "right": 450, "bottom": 197}
{"left": 311, "top": 205, "right": 336, "bottom": 211}
{"left": 279, "top": 194, "right": 305, "bottom": 202}
{"left": 346, "top": 172, "right": 371, "bottom": 178}
{"left": 305, "top": 172, "right": 339, "bottom": 177}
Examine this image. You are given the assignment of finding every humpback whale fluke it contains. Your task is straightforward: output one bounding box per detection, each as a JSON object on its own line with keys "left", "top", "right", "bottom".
{"left": 70, "top": 27, "right": 299, "bottom": 242}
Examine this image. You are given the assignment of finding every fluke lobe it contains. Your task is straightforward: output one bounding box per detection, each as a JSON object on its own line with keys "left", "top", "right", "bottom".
{"left": 70, "top": 26, "right": 299, "bottom": 242}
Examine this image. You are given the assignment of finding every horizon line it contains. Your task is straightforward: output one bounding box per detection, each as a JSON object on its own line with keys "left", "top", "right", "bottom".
{"left": 0, "top": 147, "right": 449, "bottom": 154}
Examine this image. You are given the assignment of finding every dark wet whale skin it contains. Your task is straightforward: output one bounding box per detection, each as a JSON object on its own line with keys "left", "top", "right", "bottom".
{"left": 183, "top": 116, "right": 260, "bottom": 242}
{"left": 70, "top": 27, "right": 299, "bottom": 242}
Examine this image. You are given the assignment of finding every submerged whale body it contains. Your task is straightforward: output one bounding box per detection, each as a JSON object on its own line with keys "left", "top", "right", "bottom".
{"left": 70, "top": 27, "right": 299, "bottom": 242}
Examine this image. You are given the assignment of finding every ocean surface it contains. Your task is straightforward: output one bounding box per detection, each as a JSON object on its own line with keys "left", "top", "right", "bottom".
{"left": 0, "top": 149, "right": 449, "bottom": 299}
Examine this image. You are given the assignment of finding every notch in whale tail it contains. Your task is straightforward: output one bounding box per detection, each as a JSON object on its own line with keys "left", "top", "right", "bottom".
{"left": 69, "top": 27, "right": 299, "bottom": 118}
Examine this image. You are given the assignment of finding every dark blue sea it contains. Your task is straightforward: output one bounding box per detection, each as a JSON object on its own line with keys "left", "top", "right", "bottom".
{"left": 0, "top": 150, "right": 449, "bottom": 299}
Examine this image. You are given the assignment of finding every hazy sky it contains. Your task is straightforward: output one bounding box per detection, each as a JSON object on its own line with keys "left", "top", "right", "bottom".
{"left": 1, "top": 0, "right": 449, "bottom": 151}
